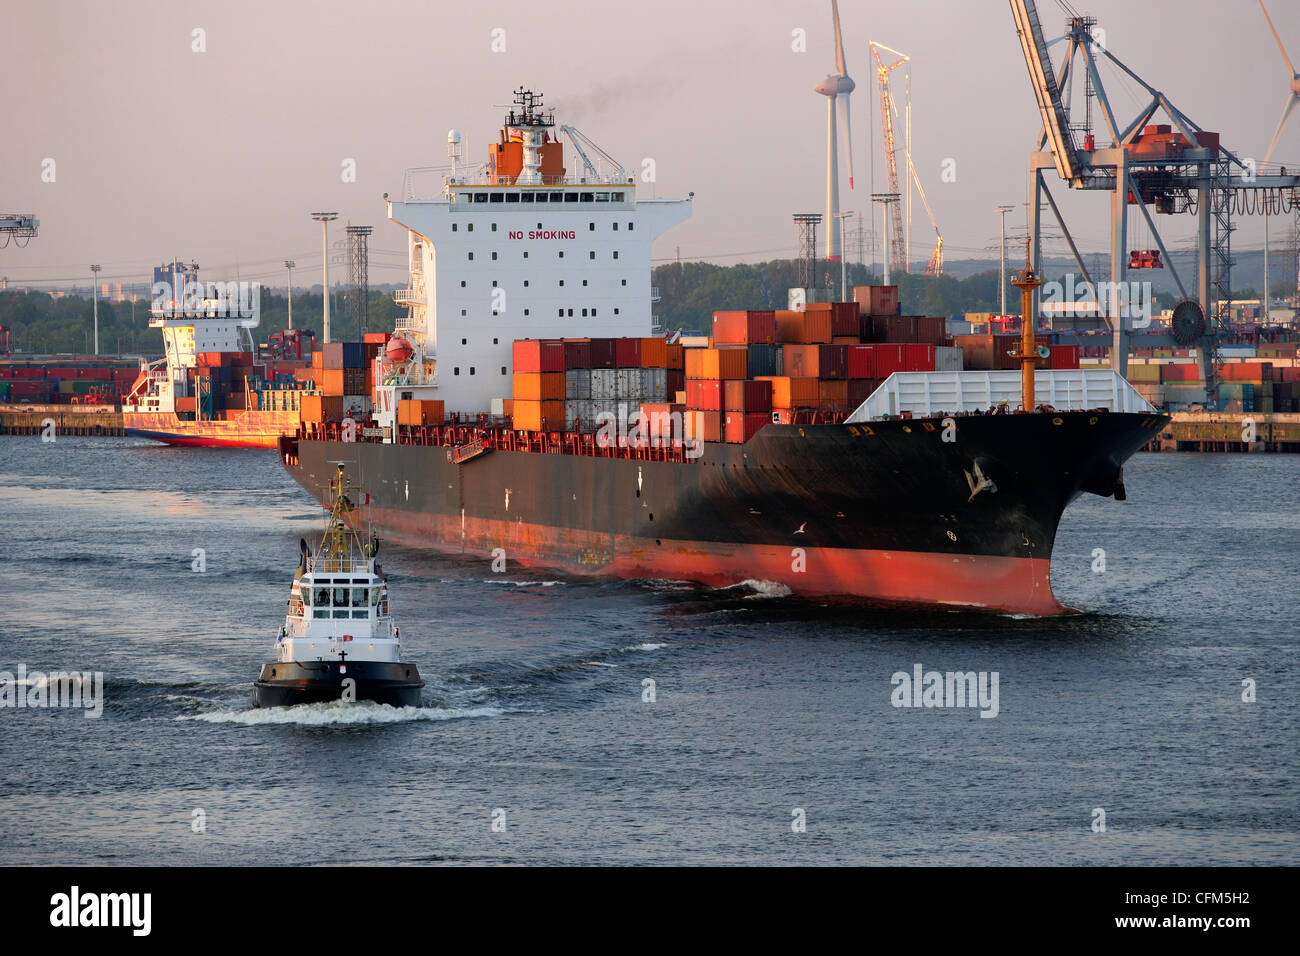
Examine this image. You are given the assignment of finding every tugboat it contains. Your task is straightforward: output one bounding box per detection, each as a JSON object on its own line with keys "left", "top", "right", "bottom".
{"left": 252, "top": 463, "right": 424, "bottom": 708}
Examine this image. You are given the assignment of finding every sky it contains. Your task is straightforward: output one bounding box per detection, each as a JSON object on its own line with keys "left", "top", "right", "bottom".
{"left": 2, "top": 0, "right": 1298, "bottom": 290}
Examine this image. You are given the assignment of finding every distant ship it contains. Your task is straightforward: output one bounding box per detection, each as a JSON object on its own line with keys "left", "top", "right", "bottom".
{"left": 277, "top": 89, "right": 1166, "bottom": 615}
{"left": 122, "top": 260, "right": 316, "bottom": 448}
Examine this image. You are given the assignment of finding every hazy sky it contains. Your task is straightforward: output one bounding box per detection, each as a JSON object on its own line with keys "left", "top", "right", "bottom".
{"left": 3, "top": 0, "right": 1297, "bottom": 289}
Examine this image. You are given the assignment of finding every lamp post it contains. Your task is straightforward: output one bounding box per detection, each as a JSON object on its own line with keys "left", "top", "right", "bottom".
{"left": 834, "top": 211, "right": 855, "bottom": 301}
{"left": 995, "top": 205, "right": 1014, "bottom": 318}
{"left": 311, "top": 213, "right": 338, "bottom": 342}
{"left": 284, "top": 259, "right": 296, "bottom": 330}
{"left": 90, "top": 264, "right": 101, "bottom": 355}
{"left": 871, "top": 193, "right": 899, "bottom": 286}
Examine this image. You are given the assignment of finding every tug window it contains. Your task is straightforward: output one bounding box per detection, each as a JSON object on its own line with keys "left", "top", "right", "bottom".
{"left": 333, "top": 587, "right": 349, "bottom": 607}
{"left": 301, "top": 586, "right": 313, "bottom": 606}
{"left": 351, "top": 588, "right": 368, "bottom": 607}
{"left": 370, "top": 588, "right": 380, "bottom": 606}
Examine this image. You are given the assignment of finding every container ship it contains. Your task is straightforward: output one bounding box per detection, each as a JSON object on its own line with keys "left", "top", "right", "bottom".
{"left": 277, "top": 89, "right": 1166, "bottom": 615}
{"left": 121, "top": 261, "right": 319, "bottom": 448}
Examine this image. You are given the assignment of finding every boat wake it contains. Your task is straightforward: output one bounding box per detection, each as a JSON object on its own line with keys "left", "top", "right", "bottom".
{"left": 720, "top": 579, "right": 794, "bottom": 599}
{"left": 177, "top": 699, "right": 503, "bottom": 726}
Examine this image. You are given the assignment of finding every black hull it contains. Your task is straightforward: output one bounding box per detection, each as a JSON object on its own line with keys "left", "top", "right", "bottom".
{"left": 252, "top": 660, "right": 424, "bottom": 708}
{"left": 278, "top": 411, "right": 1166, "bottom": 614}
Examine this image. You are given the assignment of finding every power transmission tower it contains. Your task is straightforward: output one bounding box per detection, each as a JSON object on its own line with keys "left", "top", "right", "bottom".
{"left": 346, "top": 225, "right": 373, "bottom": 338}
{"left": 793, "top": 213, "right": 822, "bottom": 292}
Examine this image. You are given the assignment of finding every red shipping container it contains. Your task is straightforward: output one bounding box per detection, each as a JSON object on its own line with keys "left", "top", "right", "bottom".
{"left": 724, "top": 379, "right": 772, "bottom": 413}
{"left": 874, "top": 344, "right": 906, "bottom": 376}
{"left": 848, "top": 378, "right": 882, "bottom": 408}
{"left": 902, "top": 344, "right": 936, "bottom": 372}
{"left": 724, "top": 411, "right": 769, "bottom": 443}
{"left": 1159, "top": 362, "right": 1198, "bottom": 382}
{"left": 853, "top": 285, "right": 899, "bottom": 316}
{"left": 685, "top": 379, "right": 723, "bottom": 411}
{"left": 665, "top": 343, "right": 685, "bottom": 370}
{"left": 562, "top": 339, "right": 591, "bottom": 370}
{"left": 615, "top": 337, "right": 642, "bottom": 368}
{"left": 512, "top": 339, "right": 565, "bottom": 373}
{"left": 1049, "top": 345, "right": 1081, "bottom": 370}
{"left": 587, "top": 338, "right": 617, "bottom": 368}
{"left": 846, "top": 344, "right": 876, "bottom": 379}
{"left": 712, "top": 310, "right": 777, "bottom": 346}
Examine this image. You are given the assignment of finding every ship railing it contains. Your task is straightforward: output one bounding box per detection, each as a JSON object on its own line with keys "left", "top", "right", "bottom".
{"left": 392, "top": 289, "right": 422, "bottom": 305}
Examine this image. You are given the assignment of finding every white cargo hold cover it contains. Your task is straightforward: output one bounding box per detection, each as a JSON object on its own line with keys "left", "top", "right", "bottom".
{"left": 844, "top": 369, "right": 1157, "bottom": 422}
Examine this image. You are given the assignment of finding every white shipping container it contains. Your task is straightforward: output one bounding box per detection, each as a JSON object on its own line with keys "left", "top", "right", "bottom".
{"left": 934, "top": 346, "right": 963, "bottom": 371}
{"left": 646, "top": 367, "right": 668, "bottom": 401}
{"left": 566, "top": 369, "right": 591, "bottom": 399}
{"left": 591, "top": 368, "right": 618, "bottom": 400}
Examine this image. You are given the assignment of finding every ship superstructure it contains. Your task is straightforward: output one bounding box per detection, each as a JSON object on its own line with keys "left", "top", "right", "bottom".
{"left": 376, "top": 89, "right": 691, "bottom": 420}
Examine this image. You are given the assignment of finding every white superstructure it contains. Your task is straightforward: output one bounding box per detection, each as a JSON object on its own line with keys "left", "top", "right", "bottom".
{"left": 378, "top": 89, "right": 691, "bottom": 420}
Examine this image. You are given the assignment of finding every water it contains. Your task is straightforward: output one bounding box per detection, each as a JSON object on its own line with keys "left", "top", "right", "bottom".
{"left": 0, "top": 436, "right": 1296, "bottom": 865}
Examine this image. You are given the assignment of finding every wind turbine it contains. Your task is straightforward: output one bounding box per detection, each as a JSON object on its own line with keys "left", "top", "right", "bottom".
{"left": 814, "top": 0, "right": 855, "bottom": 261}
{"left": 1261, "top": 0, "right": 1300, "bottom": 166}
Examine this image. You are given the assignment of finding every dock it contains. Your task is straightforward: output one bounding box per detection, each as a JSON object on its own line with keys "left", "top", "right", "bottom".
{"left": 0, "top": 404, "right": 125, "bottom": 437}
{"left": 1146, "top": 411, "right": 1300, "bottom": 453}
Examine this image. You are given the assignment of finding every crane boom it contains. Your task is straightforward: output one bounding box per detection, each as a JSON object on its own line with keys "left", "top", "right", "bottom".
{"left": 871, "top": 42, "right": 909, "bottom": 276}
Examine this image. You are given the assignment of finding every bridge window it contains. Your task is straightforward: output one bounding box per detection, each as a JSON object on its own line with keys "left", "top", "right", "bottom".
{"left": 505, "top": 193, "right": 519, "bottom": 203}
{"left": 580, "top": 192, "right": 593, "bottom": 202}
{"left": 473, "top": 194, "right": 487, "bottom": 203}
{"left": 550, "top": 192, "right": 562, "bottom": 202}
{"left": 522, "top": 193, "right": 534, "bottom": 203}
{"left": 490, "top": 193, "right": 504, "bottom": 203}
{"left": 491, "top": 223, "right": 497, "bottom": 231}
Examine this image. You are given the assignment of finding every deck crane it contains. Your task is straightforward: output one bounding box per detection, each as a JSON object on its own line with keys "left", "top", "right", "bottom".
{"left": 1008, "top": 0, "right": 1300, "bottom": 395}
{"left": 870, "top": 42, "right": 910, "bottom": 277}
{"left": 558, "top": 125, "right": 625, "bottom": 183}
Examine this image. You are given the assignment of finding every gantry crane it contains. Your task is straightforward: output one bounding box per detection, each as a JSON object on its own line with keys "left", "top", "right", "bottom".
{"left": 1008, "top": 0, "right": 1300, "bottom": 393}
{"left": 0, "top": 213, "right": 38, "bottom": 249}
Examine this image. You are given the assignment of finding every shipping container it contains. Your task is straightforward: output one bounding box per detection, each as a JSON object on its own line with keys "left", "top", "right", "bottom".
{"left": 724, "top": 410, "right": 770, "bottom": 444}
{"left": 846, "top": 344, "right": 876, "bottom": 379}
{"left": 396, "top": 398, "right": 445, "bottom": 426}
{"left": 775, "top": 309, "right": 833, "bottom": 345}
{"left": 320, "top": 368, "right": 346, "bottom": 395}
{"left": 685, "top": 379, "right": 724, "bottom": 411}
{"left": 902, "top": 343, "right": 936, "bottom": 372}
{"left": 301, "top": 394, "right": 344, "bottom": 422}
{"left": 852, "top": 285, "right": 899, "bottom": 316}
{"left": 746, "top": 344, "right": 779, "bottom": 379}
{"left": 1048, "top": 345, "right": 1081, "bottom": 370}
{"left": 684, "top": 409, "right": 722, "bottom": 443}
{"left": 685, "top": 346, "right": 749, "bottom": 380}
{"left": 818, "top": 379, "right": 849, "bottom": 411}
{"left": 587, "top": 338, "right": 617, "bottom": 369}
{"left": 616, "top": 337, "right": 642, "bottom": 368}
{"left": 783, "top": 344, "right": 849, "bottom": 379}
{"left": 712, "top": 310, "right": 777, "bottom": 346}
{"left": 724, "top": 378, "right": 772, "bottom": 413}
{"left": 934, "top": 346, "right": 963, "bottom": 371}
{"left": 665, "top": 343, "right": 685, "bottom": 371}
{"left": 320, "top": 343, "right": 346, "bottom": 370}
{"left": 513, "top": 339, "right": 565, "bottom": 374}
{"left": 513, "top": 371, "right": 565, "bottom": 401}
{"left": 512, "top": 399, "right": 565, "bottom": 431}
{"left": 640, "top": 337, "right": 668, "bottom": 368}
{"left": 562, "top": 338, "right": 592, "bottom": 370}
{"left": 565, "top": 369, "right": 591, "bottom": 399}
{"left": 590, "top": 368, "right": 619, "bottom": 400}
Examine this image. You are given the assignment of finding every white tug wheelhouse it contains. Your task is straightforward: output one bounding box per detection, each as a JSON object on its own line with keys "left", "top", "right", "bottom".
{"left": 281, "top": 463, "right": 401, "bottom": 667}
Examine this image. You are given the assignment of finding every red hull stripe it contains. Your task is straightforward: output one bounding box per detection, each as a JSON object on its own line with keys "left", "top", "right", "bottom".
{"left": 358, "top": 506, "right": 1070, "bottom": 616}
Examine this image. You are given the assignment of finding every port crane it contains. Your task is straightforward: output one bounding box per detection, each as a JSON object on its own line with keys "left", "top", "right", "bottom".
{"left": 1008, "top": 0, "right": 1300, "bottom": 394}
{"left": 0, "top": 213, "right": 38, "bottom": 249}
{"left": 871, "top": 43, "right": 944, "bottom": 276}
{"left": 871, "top": 42, "right": 909, "bottom": 276}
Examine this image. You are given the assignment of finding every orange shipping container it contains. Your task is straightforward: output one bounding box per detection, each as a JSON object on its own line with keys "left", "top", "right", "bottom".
{"left": 818, "top": 379, "right": 849, "bottom": 410}
{"left": 397, "top": 399, "right": 444, "bottom": 426}
{"left": 301, "top": 394, "right": 344, "bottom": 422}
{"left": 639, "top": 337, "right": 669, "bottom": 368}
{"left": 774, "top": 310, "right": 833, "bottom": 344}
{"left": 665, "top": 343, "right": 685, "bottom": 370}
{"left": 320, "top": 368, "right": 345, "bottom": 396}
{"left": 683, "top": 409, "right": 722, "bottom": 443}
{"left": 512, "top": 371, "right": 565, "bottom": 401}
{"left": 513, "top": 399, "right": 565, "bottom": 431}
{"left": 684, "top": 347, "right": 749, "bottom": 381}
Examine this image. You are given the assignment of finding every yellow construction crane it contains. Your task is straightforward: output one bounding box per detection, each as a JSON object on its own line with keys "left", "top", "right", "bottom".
{"left": 870, "top": 42, "right": 943, "bottom": 276}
